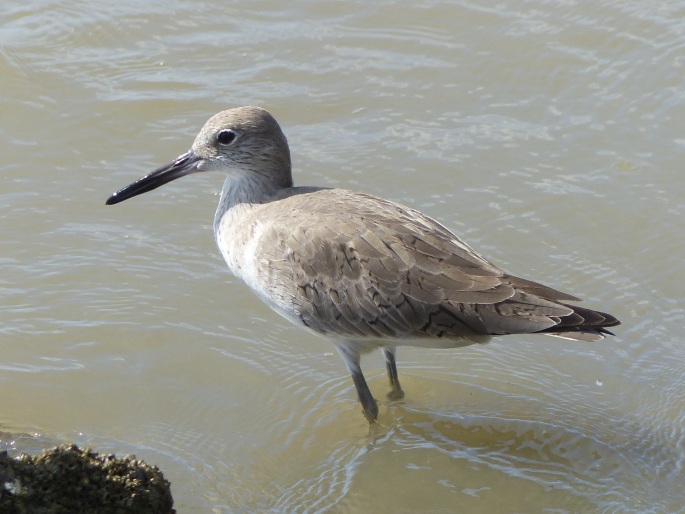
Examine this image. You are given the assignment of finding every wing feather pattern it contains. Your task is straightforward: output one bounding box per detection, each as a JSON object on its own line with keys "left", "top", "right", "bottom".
{"left": 250, "top": 188, "right": 619, "bottom": 343}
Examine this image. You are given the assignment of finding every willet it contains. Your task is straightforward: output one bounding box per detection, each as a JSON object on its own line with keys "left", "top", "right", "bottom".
{"left": 106, "top": 106, "right": 620, "bottom": 423}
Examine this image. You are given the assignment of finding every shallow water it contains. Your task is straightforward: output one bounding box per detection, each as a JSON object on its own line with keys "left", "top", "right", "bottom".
{"left": 1, "top": 1, "right": 684, "bottom": 512}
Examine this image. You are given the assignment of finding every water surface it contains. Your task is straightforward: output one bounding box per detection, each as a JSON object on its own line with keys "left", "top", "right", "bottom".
{"left": 1, "top": 1, "right": 684, "bottom": 512}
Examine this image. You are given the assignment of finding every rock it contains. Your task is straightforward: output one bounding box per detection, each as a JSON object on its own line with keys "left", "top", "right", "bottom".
{"left": 0, "top": 444, "right": 175, "bottom": 513}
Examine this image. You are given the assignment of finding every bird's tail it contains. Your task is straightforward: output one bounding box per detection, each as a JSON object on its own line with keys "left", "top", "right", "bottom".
{"left": 537, "top": 304, "right": 620, "bottom": 342}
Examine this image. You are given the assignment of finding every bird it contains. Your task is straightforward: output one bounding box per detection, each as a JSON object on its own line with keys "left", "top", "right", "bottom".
{"left": 106, "top": 106, "right": 620, "bottom": 423}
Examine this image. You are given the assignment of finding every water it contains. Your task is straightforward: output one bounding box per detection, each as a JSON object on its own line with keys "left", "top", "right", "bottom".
{"left": 1, "top": 1, "right": 684, "bottom": 512}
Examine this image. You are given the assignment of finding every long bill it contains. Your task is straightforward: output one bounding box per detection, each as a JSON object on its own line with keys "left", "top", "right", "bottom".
{"left": 106, "top": 150, "right": 203, "bottom": 205}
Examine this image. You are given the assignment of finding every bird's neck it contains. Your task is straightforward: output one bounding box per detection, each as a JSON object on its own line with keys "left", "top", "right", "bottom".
{"left": 213, "top": 170, "right": 292, "bottom": 232}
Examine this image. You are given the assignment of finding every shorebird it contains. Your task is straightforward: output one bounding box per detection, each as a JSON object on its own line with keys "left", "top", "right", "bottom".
{"left": 106, "top": 106, "right": 620, "bottom": 423}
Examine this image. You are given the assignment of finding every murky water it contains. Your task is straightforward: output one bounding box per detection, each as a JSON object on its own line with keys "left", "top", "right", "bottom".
{"left": 2, "top": 1, "right": 684, "bottom": 512}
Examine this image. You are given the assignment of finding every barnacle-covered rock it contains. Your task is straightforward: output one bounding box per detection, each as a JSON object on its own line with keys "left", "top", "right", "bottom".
{"left": 0, "top": 444, "right": 174, "bottom": 513}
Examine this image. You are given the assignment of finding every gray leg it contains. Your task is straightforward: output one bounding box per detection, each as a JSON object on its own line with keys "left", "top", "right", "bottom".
{"left": 382, "top": 347, "right": 405, "bottom": 401}
{"left": 336, "top": 343, "right": 378, "bottom": 423}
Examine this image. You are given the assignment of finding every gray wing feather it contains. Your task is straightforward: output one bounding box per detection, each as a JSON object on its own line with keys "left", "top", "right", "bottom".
{"left": 252, "top": 189, "right": 611, "bottom": 340}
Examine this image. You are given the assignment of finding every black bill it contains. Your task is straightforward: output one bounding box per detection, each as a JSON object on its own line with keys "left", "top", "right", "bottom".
{"left": 106, "top": 150, "right": 203, "bottom": 205}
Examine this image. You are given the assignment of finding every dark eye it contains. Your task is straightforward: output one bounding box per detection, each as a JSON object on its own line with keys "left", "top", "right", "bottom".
{"left": 217, "top": 129, "right": 236, "bottom": 145}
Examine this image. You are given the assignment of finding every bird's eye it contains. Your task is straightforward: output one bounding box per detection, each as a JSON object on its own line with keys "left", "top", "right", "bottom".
{"left": 217, "top": 129, "right": 236, "bottom": 145}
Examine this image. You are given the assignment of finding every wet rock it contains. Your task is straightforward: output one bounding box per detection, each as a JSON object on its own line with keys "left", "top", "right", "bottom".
{"left": 0, "top": 444, "right": 175, "bottom": 513}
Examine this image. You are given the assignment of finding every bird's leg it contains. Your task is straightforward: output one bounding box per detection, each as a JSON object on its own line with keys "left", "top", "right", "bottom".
{"left": 351, "top": 369, "right": 378, "bottom": 423}
{"left": 382, "top": 347, "right": 405, "bottom": 401}
{"left": 336, "top": 343, "right": 378, "bottom": 423}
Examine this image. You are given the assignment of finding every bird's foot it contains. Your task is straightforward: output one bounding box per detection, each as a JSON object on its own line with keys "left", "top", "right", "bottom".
{"left": 386, "top": 389, "right": 405, "bottom": 401}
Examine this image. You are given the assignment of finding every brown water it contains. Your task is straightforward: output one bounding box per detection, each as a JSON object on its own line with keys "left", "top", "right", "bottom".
{"left": 2, "top": 1, "right": 684, "bottom": 512}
